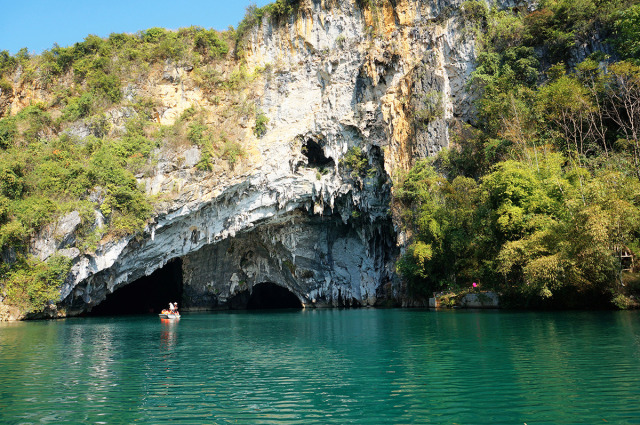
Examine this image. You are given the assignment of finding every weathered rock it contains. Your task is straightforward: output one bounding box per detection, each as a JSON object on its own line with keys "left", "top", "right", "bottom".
{"left": 14, "top": 0, "right": 535, "bottom": 319}
{"left": 0, "top": 302, "right": 23, "bottom": 321}
{"left": 162, "top": 59, "right": 183, "bottom": 83}
{"left": 428, "top": 291, "right": 500, "bottom": 308}
{"left": 182, "top": 208, "right": 395, "bottom": 309}
{"left": 459, "top": 292, "right": 500, "bottom": 308}
{"left": 32, "top": 211, "right": 82, "bottom": 261}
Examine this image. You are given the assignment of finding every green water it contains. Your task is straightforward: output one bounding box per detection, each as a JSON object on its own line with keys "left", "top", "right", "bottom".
{"left": 1, "top": 309, "right": 639, "bottom": 424}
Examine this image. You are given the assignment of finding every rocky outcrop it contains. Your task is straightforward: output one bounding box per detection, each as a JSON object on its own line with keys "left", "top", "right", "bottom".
{"left": 181, "top": 208, "right": 395, "bottom": 309}
{"left": 245, "top": 0, "right": 483, "bottom": 173}
{"left": 32, "top": 211, "right": 82, "bottom": 261}
{"left": 8, "top": 0, "right": 530, "bottom": 318}
{"left": 61, "top": 139, "right": 395, "bottom": 314}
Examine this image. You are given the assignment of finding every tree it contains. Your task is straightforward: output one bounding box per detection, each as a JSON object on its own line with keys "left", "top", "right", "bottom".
{"left": 604, "top": 62, "right": 640, "bottom": 174}
{"left": 537, "top": 75, "right": 597, "bottom": 155}
{"left": 612, "top": 4, "right": 640, "bottom": 63}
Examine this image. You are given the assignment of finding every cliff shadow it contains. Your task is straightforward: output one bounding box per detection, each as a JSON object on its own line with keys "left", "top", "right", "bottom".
{"left": 229, "top": 282, "right": 303, "bottom": 310}
{"left": 86, "top": 259, "right": 183, "bottom": 316}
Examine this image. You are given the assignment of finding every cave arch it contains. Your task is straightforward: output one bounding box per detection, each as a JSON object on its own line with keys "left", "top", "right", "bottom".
{"left": 87, "top": 259, "right": 183, "bottom": 316}
{"left": 241, "top": 282, "right": 303, "bottom": 310}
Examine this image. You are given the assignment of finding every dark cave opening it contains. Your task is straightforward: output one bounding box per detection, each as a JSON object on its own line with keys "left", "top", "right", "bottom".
{"left": 241, "top": 282, "right": 303, "bottom": 310}
{"left": 303, "top": 139, "right": 334, "bottom": 167}
{"left": 87, "top": 259, "right": 183, "bottom": 316}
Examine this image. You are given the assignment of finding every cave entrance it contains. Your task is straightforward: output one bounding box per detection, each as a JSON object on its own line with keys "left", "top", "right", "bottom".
{"left": 246, "top": 282, "right": 303, "bottom": 310}
{"left": 303, "top": 139, "right": 334, "bottom": 168}
{"left": 88, "top": 259, "right": 183, "bottom": 316}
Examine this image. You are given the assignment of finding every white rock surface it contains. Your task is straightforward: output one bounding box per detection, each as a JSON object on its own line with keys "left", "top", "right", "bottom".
{"left": 36, "top": 0, "right": 527, "bottom": 316}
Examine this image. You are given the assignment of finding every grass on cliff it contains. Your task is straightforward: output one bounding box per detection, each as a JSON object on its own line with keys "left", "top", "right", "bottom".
{"left": 0, "top": 112, "right": 157, "bottom": 315}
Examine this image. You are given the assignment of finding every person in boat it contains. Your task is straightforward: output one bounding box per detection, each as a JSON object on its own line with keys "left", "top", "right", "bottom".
{"left": 169, "top": 302, "right": 174, "bottom": 313}
{"left": 174, "top": 302, "right": 179, "bottom": 314}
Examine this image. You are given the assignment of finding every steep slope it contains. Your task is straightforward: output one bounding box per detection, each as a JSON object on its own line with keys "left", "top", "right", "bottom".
{"left": 0, "top": 0, "right": 519, "bottom": 319}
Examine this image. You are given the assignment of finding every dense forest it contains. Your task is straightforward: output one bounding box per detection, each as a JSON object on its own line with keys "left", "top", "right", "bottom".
{"left": 396, "top": 0, "right": 640, "bottom": 308}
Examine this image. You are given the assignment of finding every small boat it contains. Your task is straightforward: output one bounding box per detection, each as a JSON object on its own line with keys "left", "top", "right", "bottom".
{"left": 159, "top": 309, "right": 180, "bottom": 320}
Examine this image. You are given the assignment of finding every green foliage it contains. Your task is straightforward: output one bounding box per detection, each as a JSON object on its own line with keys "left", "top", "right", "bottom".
{"left": 399, "top": 1, "right": 640, "bottom": 306}
{"left": 87, "top": 71, "right": 121, "bottom": 103}
{"left": 12, "top": 196, "right": 58, "bottom": 232}
{"left": 254, "top": 111, "right": 269, "bottom": 137}
{"left": 0, "top": 160, "right": 25, "bottom": 199}
{"left": 192, "top": 67, "right": 223, "bottom": 93}
{"left": 194, "top": 65, "right": 252, "bottom": 93}
{"left": 0, "top": 219, "right": 28, "bottom": 250}
{"left": 461, "top": 0, "right": 489, "bottom": 23}
{"left": 484, "top": 10, "right": 526, "bottom": 53}
{"left": 0, "top": 117, "right": 17, "bottom": 149}
{"left": 414, "top": 91, "right": 444, "bottom": 127}
{"left": 0, "top": 116, "right": 155, "bottom": 256}
{"left": 340, "top": 146, "right": 373, "bottom": 179}
{"left": 612, "top": 294, "right": 638, "bottom": 309}
{"left": 75, "top": 34, "right": 108, "bottom": 57}
{"left": 0, "top": 50, "right": 19, "bottom": 77}
{"left": 221, "top": 139, "right": 246, "bottom": 166}
{"left": 612, "top": 4, "right": 640, "bottom": 63}
{"left": 87, "top": 139, "right": 152, "bottom": 234}
{"left": 0, "top": 77, "right": 12, "bottom": 95}
{"left": 194, "top": 28, "right": 229, "bottom": 59}
{"left": 397, "top": 150, "right": 640, "bottom": 305}
{"left": 196, "top": 144, "right": 215, "bottom": 171}
{"left": 187, "top": 122, "right": 209, "bottom": 146}
{"left": 153, "top": 32, "right": 187, "bottom": 62}
{"left": 141, "top": 27, "right": 168, "bottom": 44}
{"left": 2, "top": 255, "right": 72, "bottom": 314}
{"left": 61, "top": 92, "right": 95, "bottom": 121}
{"left": 15, "top": 104, "right": 53, "bottom": 143}
{"left": 265, "top": 0, "right": 298, "bottom": 19}
{"left": 396, "top": 159, "right": 481, "bottom": 296}
{"left": 223, "top": 66, "right": 251, "bottom": 90}
{"left": 235, "top": 1, "right": 299, "bottom": 56}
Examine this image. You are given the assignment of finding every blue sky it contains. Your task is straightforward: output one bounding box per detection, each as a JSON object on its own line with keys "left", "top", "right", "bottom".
{"left": 0, "top": 0, "right": 272, "bottom": 55}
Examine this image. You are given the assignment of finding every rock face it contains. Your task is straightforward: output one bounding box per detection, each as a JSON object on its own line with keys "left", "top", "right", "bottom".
{"left": 62, "top": 145, "right": 395, "bottom": 314}
{"left": 182, "top": 209, "right": 395, "bottom": 309}
{"left": 460, "top": 292, "right": 500, "bottom": 308}
{"left": 32, "top": 211, "right": 82, "bottom": 262}
{"left": 19, "top": 0, "right": 525, "bottom": 318}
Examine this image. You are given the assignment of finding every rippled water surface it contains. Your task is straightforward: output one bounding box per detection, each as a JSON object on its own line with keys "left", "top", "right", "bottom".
{"left": 1, "top": 309, "right": 640, "bottom": 424}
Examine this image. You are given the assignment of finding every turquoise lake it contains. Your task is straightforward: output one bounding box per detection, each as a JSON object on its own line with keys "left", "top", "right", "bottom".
{"left": 1, "top": 309, "right": 639, "bottom": 424}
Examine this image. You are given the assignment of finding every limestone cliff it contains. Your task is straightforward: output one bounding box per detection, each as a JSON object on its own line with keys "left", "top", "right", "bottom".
{"left": 1, "top": 0, "right": 524, "bottom": 320}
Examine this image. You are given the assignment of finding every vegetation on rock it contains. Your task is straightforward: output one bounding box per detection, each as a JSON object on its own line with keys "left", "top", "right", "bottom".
{"left": 2, "top": 0, "right": 640, "bottom": 315}
{"left": 0, "top": 21, "right": 260, "bottom": 314}
{"left": 235, "top": 0, "right": 300, "bottom": 56}
{"left": 397, "top": 0, "right": 640, "bottom": 309}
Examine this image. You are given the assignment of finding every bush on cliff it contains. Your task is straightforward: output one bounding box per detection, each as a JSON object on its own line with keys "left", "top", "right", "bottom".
{"left": 1, "top": 255, "right": 72, "bottom": 314}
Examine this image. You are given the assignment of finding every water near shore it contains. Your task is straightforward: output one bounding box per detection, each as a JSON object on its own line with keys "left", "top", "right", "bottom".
{"left": 1, "top": 309, "right": 639, "bottom": 424}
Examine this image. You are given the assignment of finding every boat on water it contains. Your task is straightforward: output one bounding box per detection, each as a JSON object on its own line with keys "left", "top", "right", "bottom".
{"left": 159, "top": 309, "right": 180, "bottom": 319}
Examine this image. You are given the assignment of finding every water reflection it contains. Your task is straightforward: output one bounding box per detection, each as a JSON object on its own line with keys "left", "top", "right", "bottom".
{"left": 160, "top": 318, "right": 178, "bottom": 350}
{"left": 1, "top": 311, "right": 640, "bottom": 424}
